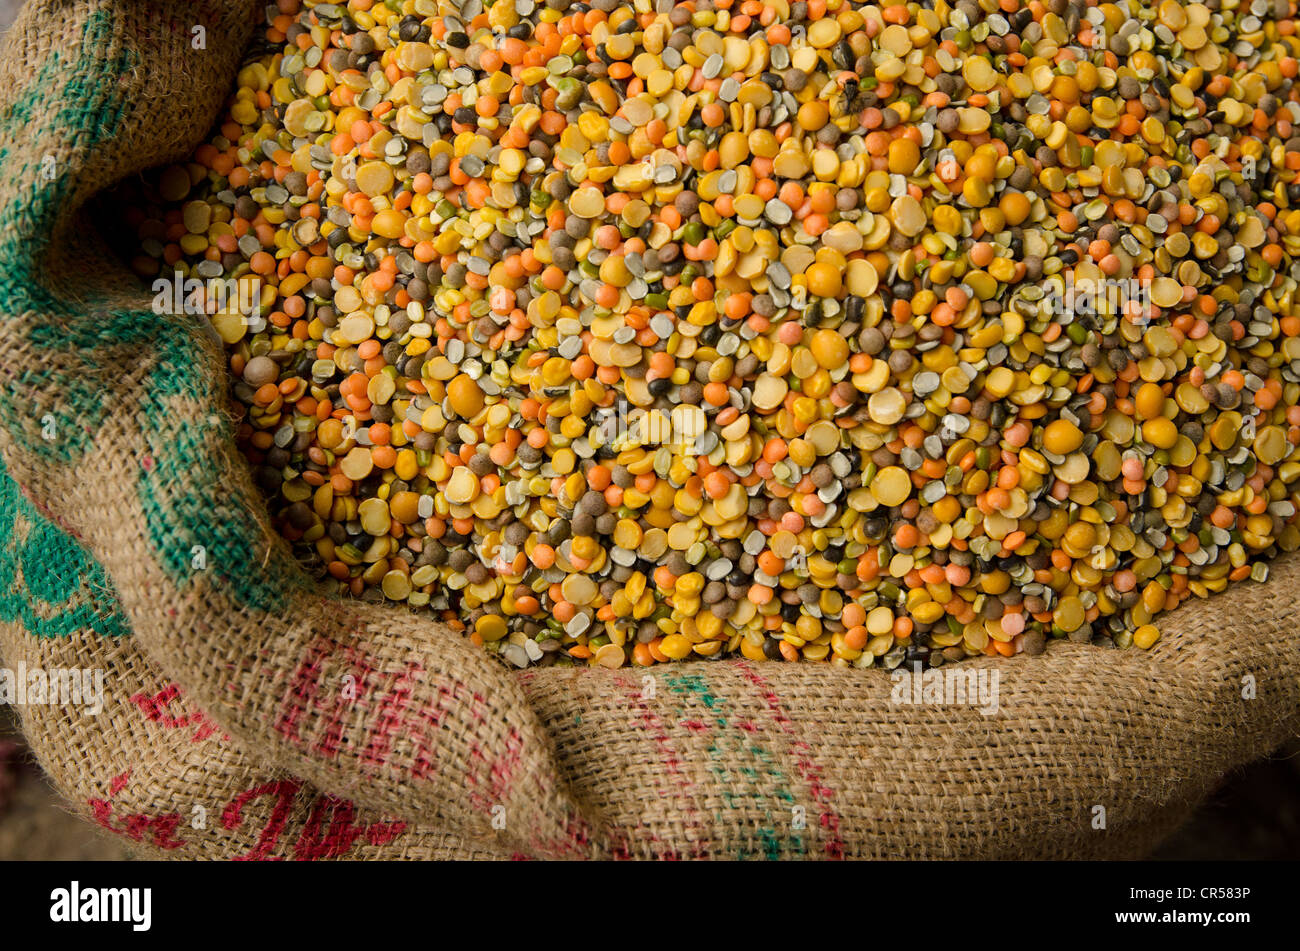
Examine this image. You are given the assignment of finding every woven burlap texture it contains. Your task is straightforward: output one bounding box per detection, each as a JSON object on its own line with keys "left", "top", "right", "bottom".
{"left": 0, "top": 0, "right": 1296, "bottom": 859}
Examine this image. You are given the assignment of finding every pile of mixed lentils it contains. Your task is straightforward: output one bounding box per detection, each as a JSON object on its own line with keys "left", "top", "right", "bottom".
{"left": 126, "top": 0, "right": 1300, "bottom": 669}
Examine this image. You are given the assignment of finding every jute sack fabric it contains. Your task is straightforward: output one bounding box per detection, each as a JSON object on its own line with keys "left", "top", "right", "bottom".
{"left": 0, "top": 0, "right": 1297, "bottom": 860}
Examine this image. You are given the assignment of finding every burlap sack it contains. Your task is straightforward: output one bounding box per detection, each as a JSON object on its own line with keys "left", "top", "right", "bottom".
{"left": 0, "top": 0, "right": 1297, "bottom": 860}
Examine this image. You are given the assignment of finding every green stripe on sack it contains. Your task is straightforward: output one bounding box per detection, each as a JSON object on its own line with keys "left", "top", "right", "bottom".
{"left": 661, "top": 671, "right": 805, "bottom": 859}
{"left": 0, "top": 8, "right": 299, "bottom": 613}
{"left": 22, "top": 302, "right": 301, "bottom": 611}
{"left": 0, "top": 8, "right": 138, "bottom": 464}
{"left": 0, "top": 9, "right": 135, "bottom": 298}
{"left": 0, "top": 457, "right": 128, "bottom": 639}
{"left": 136, "top": 408, "right": 302, "bottom": 612}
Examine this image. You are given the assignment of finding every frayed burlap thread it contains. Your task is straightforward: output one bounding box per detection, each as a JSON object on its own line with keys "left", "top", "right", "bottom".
{"left": 0, "top": 0, "right": 1297, "bottom": 860}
